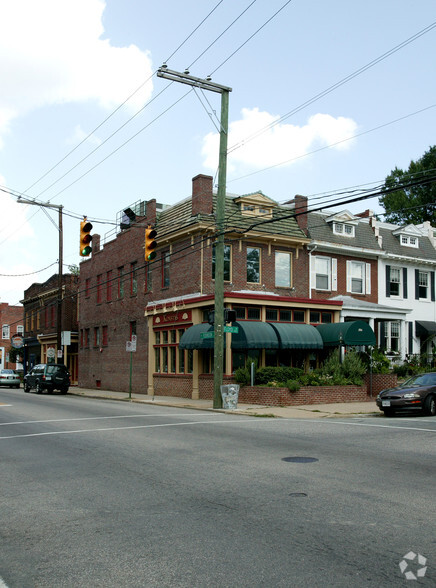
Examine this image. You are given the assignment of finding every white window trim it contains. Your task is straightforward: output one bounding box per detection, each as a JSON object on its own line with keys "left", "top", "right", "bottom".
{"left": 333, "top": 222, "right": 355, "bottom": 237}
{"left": 346, "top": 261, "right": 371, "bottom": 295}
{"left": 311, "top": 256, "right": 337, "bottom": 292}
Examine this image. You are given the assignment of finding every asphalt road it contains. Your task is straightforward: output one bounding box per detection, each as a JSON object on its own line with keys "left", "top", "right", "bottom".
{"left": 0, "top": 388, "right": 435, "bottom": 587}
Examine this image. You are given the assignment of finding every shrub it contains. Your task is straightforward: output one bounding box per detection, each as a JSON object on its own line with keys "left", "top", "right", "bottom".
{"left": 234, "top": 367, "right": 250, "bottom": 385}
{"left": 286, "top": 379, "right": 300, "bottom": 392}
{"left": 256, "top": 366, "right": 303, "bottom": 385}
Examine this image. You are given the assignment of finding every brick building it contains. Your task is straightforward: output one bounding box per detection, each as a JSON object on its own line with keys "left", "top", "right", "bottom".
{"left": 78, "top": 174, "right": 357, "bottom": 398}
{"left": 22, "top": 273, "right": 79, "bottom": 382}
{"left": 0, "top": 302, "right": 24, "bottom": 370}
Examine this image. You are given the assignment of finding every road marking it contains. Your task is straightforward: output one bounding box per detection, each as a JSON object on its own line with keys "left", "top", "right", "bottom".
{"left": 0, "top": 418, "right": 256, "bottom": 440}
{"left": 0, "top": 413, "right": 221, "bottom": 426}
{"left": 317, "top": 419, "right": 436, "bottom": 433}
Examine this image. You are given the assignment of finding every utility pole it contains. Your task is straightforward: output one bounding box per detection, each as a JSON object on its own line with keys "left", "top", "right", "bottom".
{"left": 157, "top": 67, "right": 232, "bottom": 408}
{"left": 17, "top": 198, "right": 64, "bottom": 363}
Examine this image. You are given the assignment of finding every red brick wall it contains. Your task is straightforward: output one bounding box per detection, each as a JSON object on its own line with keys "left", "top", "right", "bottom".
{"left": 238, "top": 384, "right": 370, "bottom": 405}
{"left": 364, "top": 373, "right": 397, "bottom": 397}
{"left": 311, "top": 254, "right": 378, "bottom": 304}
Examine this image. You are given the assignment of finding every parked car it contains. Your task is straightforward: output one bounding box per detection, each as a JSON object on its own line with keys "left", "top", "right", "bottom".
{"left": 0, "top": 369, "right": 20, "bottom": 388}
{"left": 24, "top": 364, "right": 70, "bottom": 394}
{"left": 376, "top": 372, "right": 436, "bottom": 417}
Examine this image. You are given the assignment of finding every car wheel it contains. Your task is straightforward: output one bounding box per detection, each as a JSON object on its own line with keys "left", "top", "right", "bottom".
{"left": 383, "top": 409, "right": 395, "bottom": 417}
{"left": 424, "top": 395, "right": 436, "bottom": 416}
{"left": 24, "top": 384, "right": 30, "bottom": 393}
{"left": 35, "top": 381, "right": 43, "bottom": 394}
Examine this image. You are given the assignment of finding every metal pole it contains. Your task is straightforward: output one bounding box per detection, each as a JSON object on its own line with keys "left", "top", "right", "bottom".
{"left": 213, "top": 88, "right": 229, "bottom": 408}
{"left": 57, "top": 206, "right": 63, "bottom": 364}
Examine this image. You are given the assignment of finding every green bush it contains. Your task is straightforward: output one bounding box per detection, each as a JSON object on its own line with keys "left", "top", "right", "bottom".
{"left": 234, "top": 367, "right": 250, "bottom": 385}
{"left": 286, "top": 379, "right": 300, "bottom": 392}
{"left": 255, "top": 366, "right": 303, "bottom": 385}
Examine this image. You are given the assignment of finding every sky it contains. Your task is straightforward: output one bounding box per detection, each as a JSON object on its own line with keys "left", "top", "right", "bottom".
{"left": 1, "top": 0, "right": 435, "bottom": 306}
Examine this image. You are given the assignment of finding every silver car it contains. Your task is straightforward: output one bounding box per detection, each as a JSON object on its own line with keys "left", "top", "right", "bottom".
{"left": 0, "top": 369, "right": 21, "bottom": 388}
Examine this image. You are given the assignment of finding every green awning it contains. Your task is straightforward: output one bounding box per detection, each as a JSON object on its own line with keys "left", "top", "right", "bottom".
{"left": 231, "top": 321, "right": 279, "bottom": 349}
{"left": 178, "top": 323, "right": 215, "bottom": 349}
{"left": 316, "top": 321, "right": 375, "bottom": 346}
{"left": 270, "top": 322, "right": 323, "bottom": 349}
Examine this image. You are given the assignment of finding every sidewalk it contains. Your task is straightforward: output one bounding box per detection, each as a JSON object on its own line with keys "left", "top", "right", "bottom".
{"left": 70, "top": 387, "right": 381, "bottom": 419}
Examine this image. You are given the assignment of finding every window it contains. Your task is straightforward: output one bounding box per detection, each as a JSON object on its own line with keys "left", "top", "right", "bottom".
{"left": 247, "top": 247, "right": 260, "bottom": 283}
{"left": 266, "top": 308, "right": 278, "bottom": 321}
{"left": 275, "top": 252, "right": 292, "bottom": 287}
{"left": 94, "top": 327, "right": 100, "bottom": 347}
{"left": 97, "top": 274, "right": 102, "bottom": 303}
{"left": 418, "top": 271, "right": 429, "bottom": 299}
{"left": 106, "top": 271, "right": 112, "bottom": 302}
{"left": 162, "top": 252, "right": 170, "bottom": 288}
{"left": 389, "top": 267, "right": 401, "bottom": 297}
{"left": 130, "top": 321, "right": 136, "bottom": 339}
{"left": 400, "top": 235, "right": 419, "bottom": 248}
{"left": 85, "top": 328, "right": 90, "bottom": 347}
{"left": 333, "top": 222, "right": 355, "bottom": 237}
{"left": 102, "top": 326, "right": 108, "bottom": 346}
{"left": 2, "top": 325, "right": 10, "bottom": 339}
{"left": 130, "top": 262, "right": 137, "bottom": 295}
{"left": 85, "top": 278, "right": 91, "bottom": 297}
{"left": 118, "top": 266, "right": 124, "bottom": 299}
{"left": 154, "top": 328, "right": 187, "bottom": 374}
{"left": 16, "top": 325, "right": 24, "bottom": 335}
{"left": 247, "top": 307, "right": 261, "bottom": 320}
{"left": 212, "top": 244, "right": 231, "bottom": 281}
{"left": 347, "top": 261, "right": 371, "bottom": 295}
{"left": 384, "top": 322, "right": 400, "bottom": 353}
{"left": 313, "top": 256, "right": 337, "bottom": 291}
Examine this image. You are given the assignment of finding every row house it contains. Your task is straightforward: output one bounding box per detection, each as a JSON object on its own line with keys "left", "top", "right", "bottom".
{"left": 0, "top": 302, "right": 24, "bottom": 370}
{"left": 298, "top": 197, "right": 436, "bottom": 363}
{"left": 21, "top": 273, "right": 79, "bottom": 382}
{"left": 79, "top": 175, "right": 375, "bottom": 398}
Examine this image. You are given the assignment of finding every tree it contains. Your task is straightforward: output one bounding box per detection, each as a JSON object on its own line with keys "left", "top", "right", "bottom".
{"left": 379, "top": 145, "right": 436, "bottom": 225}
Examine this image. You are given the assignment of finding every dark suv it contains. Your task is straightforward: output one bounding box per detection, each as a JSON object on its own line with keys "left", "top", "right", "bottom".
{"left": 24, "top": 364, "right": 70, "bottom": 394}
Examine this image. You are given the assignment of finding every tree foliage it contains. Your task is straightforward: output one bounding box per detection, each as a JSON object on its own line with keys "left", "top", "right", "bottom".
{"left": 378, "top": 145, "right": 436, "bottom": 225}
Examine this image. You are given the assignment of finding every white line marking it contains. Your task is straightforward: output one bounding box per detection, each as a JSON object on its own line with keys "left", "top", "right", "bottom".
{"left": 0, "top": 418, "right": 254, "bottom": 440}
{"left": 0, "top": 413, "right": 220, "bottom": 427}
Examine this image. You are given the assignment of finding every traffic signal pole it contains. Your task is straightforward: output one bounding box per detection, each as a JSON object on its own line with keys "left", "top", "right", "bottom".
{"left": 17, "top": 198, "right": 64, "bottom": 363}
{"left": 157, "top": 67, "right": 232, "bottom": 408}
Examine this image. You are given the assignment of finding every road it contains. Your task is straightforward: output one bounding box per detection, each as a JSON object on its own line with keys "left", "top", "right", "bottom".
{"left": 0, "top": 388, "right": 435, "bottom": 587}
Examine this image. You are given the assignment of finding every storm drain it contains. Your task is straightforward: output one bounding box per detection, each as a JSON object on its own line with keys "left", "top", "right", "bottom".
{"left": 282, "top": 457, "right": 319, "bottom": 463}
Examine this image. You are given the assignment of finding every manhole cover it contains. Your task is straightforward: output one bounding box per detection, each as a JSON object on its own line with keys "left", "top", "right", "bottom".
{"left": 282, "top": 457, "right": 319, "bottom": 463}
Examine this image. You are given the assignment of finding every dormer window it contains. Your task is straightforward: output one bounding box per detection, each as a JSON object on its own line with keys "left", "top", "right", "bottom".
{"left": 333, "top": 222, "right": 355, "bottom": 237}
{"left": 400, "top": 235, "right": 418, "bottom": 248}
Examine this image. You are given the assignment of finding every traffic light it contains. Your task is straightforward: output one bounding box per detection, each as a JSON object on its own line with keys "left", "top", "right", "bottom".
{"left": 145, "top": 226, "right": 157, "bottom": 261}
{"left": 80, "top": 217, "right": 93, "bottom": 257}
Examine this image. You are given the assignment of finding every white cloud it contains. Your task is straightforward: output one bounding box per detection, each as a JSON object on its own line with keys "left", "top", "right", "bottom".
{"left": 202, "top": 107, "right": 358, "bottom": 171}
{"left": 0, "top": 0, "right": 154, "bottom": 145}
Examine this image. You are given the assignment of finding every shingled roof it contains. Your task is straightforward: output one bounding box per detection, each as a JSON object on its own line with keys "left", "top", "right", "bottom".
{"left": 307, "top": 212, "right": 382, "bottom": 252}
{"left": 157, "top": 193, "right": 307, "bottom": 241}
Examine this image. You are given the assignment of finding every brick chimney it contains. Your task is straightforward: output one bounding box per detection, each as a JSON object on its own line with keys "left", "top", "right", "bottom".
{"left": 291, "top": 195, "right": 308, "bottom": 232}
{"left": 192, "top": 174, "right": 213, "bottom": 216}
{"left": 145, "top": 199, "right": 157, "bottom": 225}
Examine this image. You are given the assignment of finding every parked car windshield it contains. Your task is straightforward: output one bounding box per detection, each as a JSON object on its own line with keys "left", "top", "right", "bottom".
{"left": 1, "top": 369, "right": 16, "bottom": 374}
{"left": 403, "top": 373, "right": 436, "bottom": 387}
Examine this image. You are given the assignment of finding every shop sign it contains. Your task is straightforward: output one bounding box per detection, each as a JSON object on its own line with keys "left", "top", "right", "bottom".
{"left": 11, "top": 335, "right": 24, "bottom": 349}
{"left": 153, "top": 310, "right": 192, "bottom": 326}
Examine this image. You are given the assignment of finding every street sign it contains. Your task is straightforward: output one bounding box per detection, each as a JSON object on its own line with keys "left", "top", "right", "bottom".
{"left": 224, "top": 326, "right": 239, "bottom": 333}
{"left": 126, "top": 340, "right": 137, "bottom": 352}
{"left": 200, "top": 332, "right": 214, "bottom": 339}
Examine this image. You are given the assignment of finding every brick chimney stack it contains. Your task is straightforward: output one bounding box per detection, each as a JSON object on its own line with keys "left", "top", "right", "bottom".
{"left": 192, "top": 174, "right": 213, "bottom": 216}
{"left": 146, "top": 199, "right": 157, "bottom": 225}
{"left": 292, "top": 195, "right": 308, "bottom": 232}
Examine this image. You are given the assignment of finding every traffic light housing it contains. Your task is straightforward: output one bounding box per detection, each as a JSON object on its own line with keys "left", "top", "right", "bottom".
{"left": 145, "top": 226, "right": 157, "bottom": 261}
{"left": 80, "top": 217, "right": 93, "bottom": 257}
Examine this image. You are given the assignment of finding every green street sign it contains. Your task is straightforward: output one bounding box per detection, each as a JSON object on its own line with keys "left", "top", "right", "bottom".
{"left": 224, "top": 326, "right": 239, "bottom": 333}
{"left": 200, "top": 332, "right": 215, "bottom": 339}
